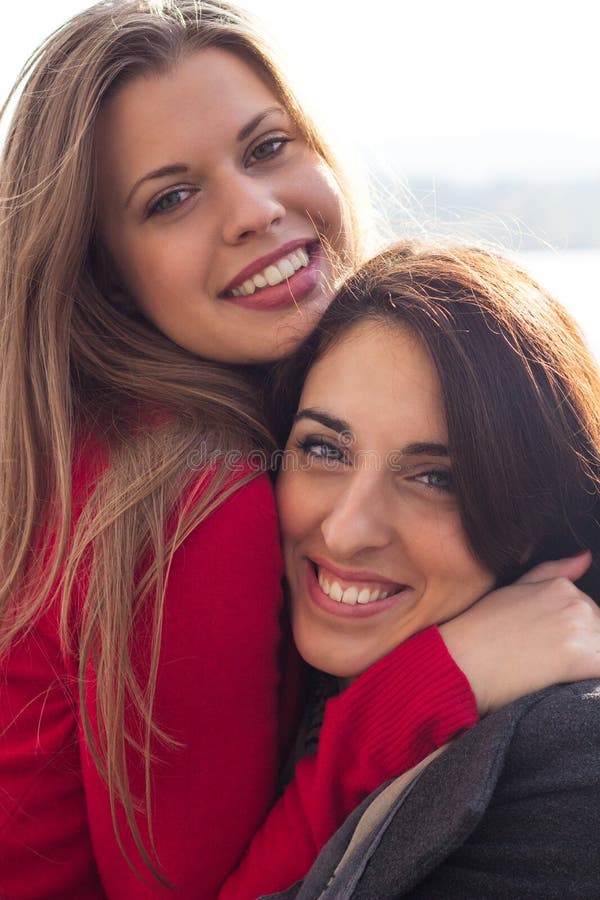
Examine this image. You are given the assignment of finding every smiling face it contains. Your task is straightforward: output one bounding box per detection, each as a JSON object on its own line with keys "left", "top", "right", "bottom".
{"left": 277, "top": 322, "right": 495, "bottom": 679}
{"left": 95, "top": 48, "right": 350, "bottom": 364}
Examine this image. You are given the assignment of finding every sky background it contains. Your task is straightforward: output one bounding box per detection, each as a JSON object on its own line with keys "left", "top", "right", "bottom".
{"left": 2, "top": 0, "right": 599, "bottom": 182}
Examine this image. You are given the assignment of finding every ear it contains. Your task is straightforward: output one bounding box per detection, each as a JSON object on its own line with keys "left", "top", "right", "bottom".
{"left": 90, "top": 239, "right": 138, "bottom": 315}
{"left": 107, "top": 280, "right": 138, "bottom": 315}
{"left": 519, "top": 544, "right": 534, "bottom": 565}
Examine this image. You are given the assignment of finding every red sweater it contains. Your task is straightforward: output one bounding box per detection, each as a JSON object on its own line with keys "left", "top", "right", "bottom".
{"left": 0, "top": 469, "right": 477, "bottom": 900}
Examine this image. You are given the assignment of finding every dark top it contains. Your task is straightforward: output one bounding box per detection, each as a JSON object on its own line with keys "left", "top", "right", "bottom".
{"left": 264, "top": 679, "right": 600, "bottom": 900}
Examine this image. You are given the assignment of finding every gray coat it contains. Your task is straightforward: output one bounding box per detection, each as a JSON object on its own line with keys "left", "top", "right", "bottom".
{"left": 263, "top": 680, "right": 600, "bottom": 900}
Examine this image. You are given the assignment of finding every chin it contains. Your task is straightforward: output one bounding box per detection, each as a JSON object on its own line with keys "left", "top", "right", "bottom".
{"left": 277, "top": 296, "right": 330, "bottom": 347}
{"left": 293, "top": 629, "right": 378, "bottom": 680}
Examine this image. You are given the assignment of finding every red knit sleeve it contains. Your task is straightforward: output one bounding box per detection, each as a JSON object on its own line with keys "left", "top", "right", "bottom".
{"left": 81, "top": 470, "right": 287, "bottom": 899}
{"left": 0, "top": 612, "right": 106, "bottom": 900}
{"left": 219, "top": 625, "right": 477, "bottom": 899}
{"left": 0, "top": 468, "right": 287, "bottom": 900}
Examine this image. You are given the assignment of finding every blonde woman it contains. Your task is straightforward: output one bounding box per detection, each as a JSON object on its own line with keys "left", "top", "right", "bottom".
{"left": 1, "top": 3, "right": 599, "bottom": 898}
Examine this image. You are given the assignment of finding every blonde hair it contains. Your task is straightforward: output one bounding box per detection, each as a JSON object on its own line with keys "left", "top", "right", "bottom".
{"left": 0, "top": 0, "right": 361, "bottom": 881}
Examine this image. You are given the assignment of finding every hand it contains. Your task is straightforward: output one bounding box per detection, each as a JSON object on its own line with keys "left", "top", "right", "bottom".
{"left": 439, "top": 551, "right": 600, "bottom": 716}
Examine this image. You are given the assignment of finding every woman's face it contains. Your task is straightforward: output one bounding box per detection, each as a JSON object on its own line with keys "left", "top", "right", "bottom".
{"left": 95, "top": 48, "right": 350, "bottom": 364}
{"left": 277, "top": 322, "right": 495, "bottom": 679}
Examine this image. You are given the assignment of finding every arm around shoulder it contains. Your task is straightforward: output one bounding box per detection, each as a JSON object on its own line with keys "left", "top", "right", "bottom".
{"left": 404, "top": 680, "right": 600, "bottom": 900}
{"left": 219, "top": 626, "right": 478, "bottom": 899}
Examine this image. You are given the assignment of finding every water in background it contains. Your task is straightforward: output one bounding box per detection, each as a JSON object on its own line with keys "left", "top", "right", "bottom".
{"left": 514, "top": 250, "right": 600, "bottom": 360}
{"left": 372, "top": 176, "right": 600, "bottom": 360}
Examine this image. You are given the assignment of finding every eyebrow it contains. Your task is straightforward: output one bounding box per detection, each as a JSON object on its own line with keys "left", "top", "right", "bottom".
{"left": 294, "top": 408, "right": 353, "bottom": 435}
{"left": 402, "top": 442, "right": 449, "bottom": 458}
{"left": 123, "top": 106, "right": 286, "bottom": 209}
{"left": 293, "top": 409, "right": 449, "bottom": 457}
{"left": 125, "top": 163, "right": 189, "bottom": 209}
{"left": 237, "top": 106, "right": 284, "bottom": 142}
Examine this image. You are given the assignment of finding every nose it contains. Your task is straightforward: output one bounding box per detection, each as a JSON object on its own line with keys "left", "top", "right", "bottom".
{"left": 220, "top": 173, "right": 285, "bottom": 244}
{"left": 320, "top": 470, "right": 395, "bottom": 561}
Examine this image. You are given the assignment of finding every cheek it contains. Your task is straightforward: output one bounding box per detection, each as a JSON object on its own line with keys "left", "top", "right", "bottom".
{"left": 276, "top": 469, "right": 309, "bottom": 549}
{"left": 415, "top": 513, "right": 494, "bottom": 603}
{"left": 299, "top": 157, "right": 350, "bottom": 256}
{"left": 277, "top": 467, "right": 337, "bottom": 572}
{"left": 109, "top": 223, "right": 212, "bottom": 306}
{"left": 434, "top": 548, "right": 494, "bottom": 610}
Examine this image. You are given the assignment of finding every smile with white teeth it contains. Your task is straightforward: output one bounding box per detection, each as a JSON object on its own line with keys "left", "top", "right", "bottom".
{"left": 229, "top": 246, "right": 310, "bottom": 297}
{"left": 316, "top": 566, "right": 402, "bottom": 606}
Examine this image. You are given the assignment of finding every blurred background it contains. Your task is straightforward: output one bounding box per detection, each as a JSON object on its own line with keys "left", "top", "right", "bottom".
{"left": 2, "top": 0, "right": 598, "bottom": 352}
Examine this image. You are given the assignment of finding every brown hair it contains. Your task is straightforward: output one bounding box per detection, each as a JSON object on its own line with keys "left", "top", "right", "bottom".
{"left": 273, "top": 240, "right": 600, "bottom": 596}
{"left": 0, "top": 0, "right": 361, "bottom": 881}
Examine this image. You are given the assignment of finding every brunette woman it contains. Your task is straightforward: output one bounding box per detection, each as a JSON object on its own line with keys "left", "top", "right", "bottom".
{"left": 271, "top": 241, "right": 600, "bottom": 898}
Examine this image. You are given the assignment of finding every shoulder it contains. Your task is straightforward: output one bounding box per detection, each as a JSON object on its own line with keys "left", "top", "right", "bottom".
{"left": 503, "top": 679, "right": 600, "bottom": 776}
{"left": 173, "top": 467, "right": 282, "bottom": 584}
{"left": 412, "top": 679, "right": 600, "bottom": 817}
{"left": 186, "top": 466, "right": 278, "bottom": 535}
{"left": 510, "top": 678, "right": 600, "bottom": 741}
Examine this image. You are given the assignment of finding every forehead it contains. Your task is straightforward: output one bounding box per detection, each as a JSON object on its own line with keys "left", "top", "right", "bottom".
{"left": 94, "top": 47, "right": 283, "bottom": 187}
{"left": 100, "top": 45, "right": 280, "bottom": 126}
{"left": 299, "top": 322, "right": 447, "bottom": 443}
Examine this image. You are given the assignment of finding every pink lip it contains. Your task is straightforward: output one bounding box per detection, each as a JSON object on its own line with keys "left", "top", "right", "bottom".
{"left": 222, "top": 238, "right": 317, "bottom": 294}
{"left": 222, "top": 242, "right": 326, "bottom": 312}
{"left": 304, "top": 560, "right": 411, "bottom": 620}
{"left": 310, "top": 555, "right": 403, "bottom": 588}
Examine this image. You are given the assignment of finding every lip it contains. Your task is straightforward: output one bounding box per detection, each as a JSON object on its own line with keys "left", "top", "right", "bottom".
{"left": 304, "top": 559, "right": 412, "bottom": 620}
{"left": 222, "top": 237, "right": 318, "bottom": 294}
{"left": 310, "top": 555, "right": 403, "bottom": 588}
{"left": 222, "top": 241, "right": 327, "bottom": 312}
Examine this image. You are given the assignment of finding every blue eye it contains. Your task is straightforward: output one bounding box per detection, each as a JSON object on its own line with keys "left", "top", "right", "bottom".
{"left": 148, "top": 187, "right": 195, "bottom": 216}
{"left": 413, "top": 469, "right": 454, "bottom": 492}
{"left": 249, "top": 136, "right": 291, "bottom": 164}
{"left": 295, "top": 435, "right": 347, "bottom": 464}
